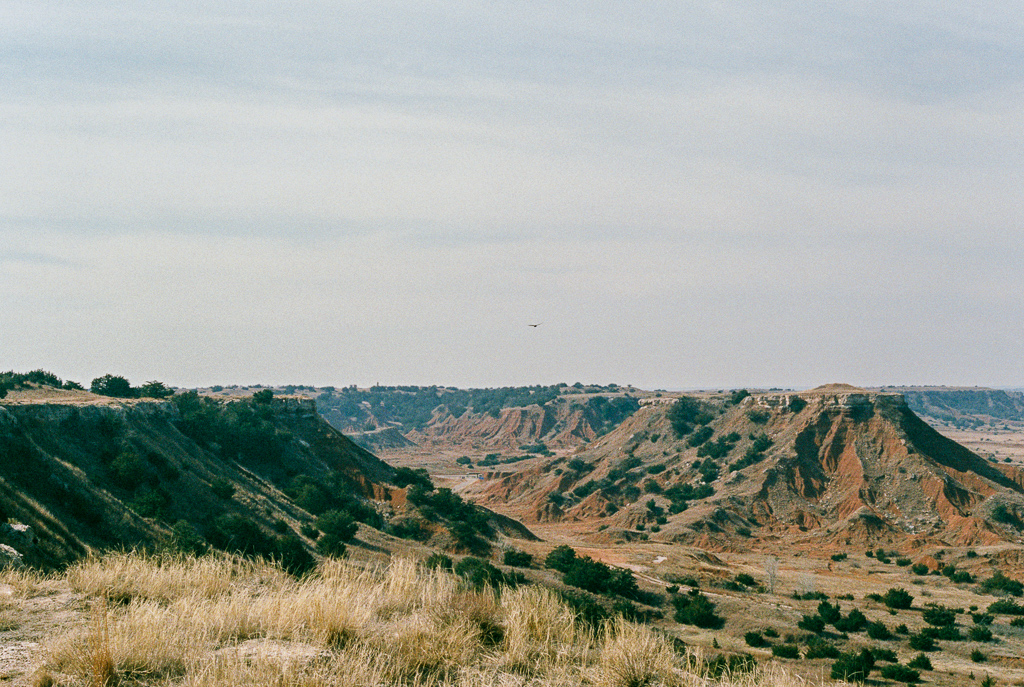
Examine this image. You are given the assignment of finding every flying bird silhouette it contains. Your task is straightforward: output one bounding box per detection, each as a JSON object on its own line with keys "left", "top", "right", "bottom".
{"left": 527, "top": 323, "right": 542, "bottom": 327}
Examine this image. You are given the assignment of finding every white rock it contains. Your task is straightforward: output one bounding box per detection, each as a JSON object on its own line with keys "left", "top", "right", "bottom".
{"left": 0, "top": 543, "right": 24, "bottom": 569}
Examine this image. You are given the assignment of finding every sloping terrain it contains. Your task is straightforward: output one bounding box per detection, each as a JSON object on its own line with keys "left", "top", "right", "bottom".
{"left": 466, "top": 386, "right": 1024, "bottom": 551}
{"left": 0, "top": 385, "right": 534, "bottom": 570}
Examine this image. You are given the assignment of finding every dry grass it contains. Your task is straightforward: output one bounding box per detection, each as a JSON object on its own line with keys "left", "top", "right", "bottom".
{"left": 38, "top": 552, "right": 843, "bottom": 687}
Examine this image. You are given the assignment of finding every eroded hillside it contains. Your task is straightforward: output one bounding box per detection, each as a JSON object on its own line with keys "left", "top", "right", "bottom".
{"left": 465, "top": 386, "right": 1024, "bottom": 551}
{"left": 0, "top": 385, "right": 534, "bottom": 569}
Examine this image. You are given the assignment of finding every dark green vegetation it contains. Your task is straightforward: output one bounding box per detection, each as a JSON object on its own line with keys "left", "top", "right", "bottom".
{"left": 544, "top": 545, "right": 661, "bottom": 608}
{"left": 0, "top": 380, "right": 397, "bottom": 570}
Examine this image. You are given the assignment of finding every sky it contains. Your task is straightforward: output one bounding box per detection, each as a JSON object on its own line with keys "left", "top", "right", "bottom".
{"left": 2, "top": 2, "right": 1023, "bottom": 390}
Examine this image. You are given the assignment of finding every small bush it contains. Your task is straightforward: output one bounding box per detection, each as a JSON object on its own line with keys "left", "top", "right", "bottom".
{"left": 424, "top": 553, "right": 453, "bottom": 570}
{"left": 744, "top": 631, "right": 767, "bottom": 647}
{"left": 988, "top": 598, "right": 1024, "bottom": 615}
{"left": 969, "top": 625, "right": 994, "bottom": 642}
{"left": 979, "top": 572, "right": 1024, "bottom": 596}
{"left": 798, "top": 615, "right": 825, "bottom": 633}
{"left": 883, "top": 588, "right": 914, "bottom": 610}
{"left": 315, "top": 510, "right": 358, "bottom": 557}
{"left": 911, "top": 563, "right": 929, "bottom": 575}
{"left": 735, "top": 573, "right": 756, "bottom": 587}
{"left": 830, "top": 649, "right": 875, "bottom": 682}
{"left": 804, "top": 638, "right": 840, "bottom": 659}
{"left": 908, "top": 634, "right": 935, "bottom": 652}
{"left": 834, "top": 608, "right": 867, "bottom": 633}
{"left": 907, "top": 653, "right": 932, "bottom": 670}
{"left": 771, "top": 644, "right": 800, "bottom": 659}
{"left": 922, "top": 604, "right": 957, "bottom": 627}
{"left": 895, "top": 557, "right": 912, "bottom": 566}
{"left": 879, "top": 663, "right": 920, "bottom": 683}
{"left": 866, "top": 620, "right": 892, "bottom": 640}
{"left": 818, "top": 600, "right": 842, "bottom": 624}
{"left": 970, "top": 648, "right": 987, "bottom": 662}
{"left": 871, "top": 647, "right": 898, "bottom": 662}
{"left": 544, "top": 545, "right": 577, "bottom": 573}
{"left": 502, "top": 549, "right": 533, "bottom": 567}
{"left": 831, "top": 553, "right": 848, "bottom": 562}
{"left": 672, "top": 591, "right": 724, "bottom": 629}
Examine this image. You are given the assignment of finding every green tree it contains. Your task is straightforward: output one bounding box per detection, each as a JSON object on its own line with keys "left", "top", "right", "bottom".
{"left": 91, "top": 374, "right": 135, "bottom": 398}
{"left": 252, "top": 389, "right": 274, "bottom": 405}
{"left": 138, "top": 380, "right": 174, "bottom": 399}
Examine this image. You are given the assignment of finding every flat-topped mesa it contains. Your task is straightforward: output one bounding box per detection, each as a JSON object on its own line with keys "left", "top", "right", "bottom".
{"left": 751, "top": 385, "right": 906, "bottom": 417}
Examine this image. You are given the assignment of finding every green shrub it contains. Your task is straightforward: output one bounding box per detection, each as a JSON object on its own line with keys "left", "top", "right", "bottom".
{"left": 831, "top": 553, "right": 848, "bottom": 562}
{"left": 454, "top": 557, "right": 522, "bottom": 589}
{"left": 988, "top": 598, "right": 1024, "bottom": 615}
{"left": 747, "top": 409, "right": 770, "bottom": 424}
{"left": 545, "top": 545, "right": 577, "bottom": 573}
{"left": 971, "top": 612, "right": 994, "bottom": 625}
{"left": 804, "top": 638, "right": 840, "bottom": 659}
{"left": 879, "top": 664, "right": 920, "bottom": 683}
{"left": 275, "top": 535, "right": 316, "bottom": 576}
{"left": 907, "top": 653, "right": 932, "bottom": 670}
{"left": 871, "top": 647, "right": 898, "bottom": 662}
{"left": 830, "top": 649, "right": 875, "bottom": 682}
{"left": 771, "top": 644, "right": 800, "bottom": 659}
{"left": 908, "top": 634, "right": 935, "bottom": 651}
{"left": 951, "top": 570, "right": 974, "bottom": 584}
{"left": 922, "top": 604, "right": 957, "bottom": 626}
{"left": 911, "top": 563, "right": 929, "bottom": 575}
{"left": 920, "top": 624, "right": 962, "bottom": 641}
{"left": 969, "top": 625, "right": 993, "bottom": 642}
{"left": 818, "top": 600, "right": 842, "bottom": 624}
{"left": 979, "top": 572, "right": 1024, "bottom": 597}
{"left": 502, "top": 548, "right": 533, "bottom": 567}
{"left": 798, "top": 615, "right": 825, "bottom": 633}
{"left": 970, "top": 648, "right": 987, "bottom": 662}
{"left": 667, "top": 396, "right": 712, "bottom": 437}
{"left": 744, "top": 631, "right": 767, "bottom": 647}
{"left": 109, "top": 451, "right": 149, "bottom": 491}
{"left": 883, "top": 588, "right": 914, "bottom": 609}
{"left": 834, "top": 608, "right": 867, "bottom": 633}
{"left": 866, "top": 620, "right": 892, "bottom": 640}
{"left": 735, "top": 573, "right": 756, "bottom": 587}
{"left": 424, "top": 553, "right": 453, "bottom": 570}
{"left": 315, "top": 510, "right": 358, "bottom": 557}
{"left": 895, "top": 557, "right": 912, "bottom": 566}
{"left": 206, "top": 514, "right": 277, "bottom": 558}
{"left": 672, "top": 591, "right": 724, "bottom": 628}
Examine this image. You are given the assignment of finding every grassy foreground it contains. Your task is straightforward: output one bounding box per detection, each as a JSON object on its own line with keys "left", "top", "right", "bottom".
{"left": 5, "top": 552, "right": 847, "bottom": 686}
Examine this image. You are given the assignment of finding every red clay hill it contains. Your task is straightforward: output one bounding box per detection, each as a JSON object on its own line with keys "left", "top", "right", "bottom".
{"left": 464, "top": 385, "right": 1024, "bottom": 552}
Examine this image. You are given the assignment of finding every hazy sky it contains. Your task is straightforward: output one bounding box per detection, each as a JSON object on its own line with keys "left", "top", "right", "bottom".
{"left": 3, "top": 2, "right": 1023, "bottom": 390}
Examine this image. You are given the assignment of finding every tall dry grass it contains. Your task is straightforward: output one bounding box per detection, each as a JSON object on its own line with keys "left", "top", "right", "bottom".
{"left": 41, "top": 552, "right": 848, "bottom": 687}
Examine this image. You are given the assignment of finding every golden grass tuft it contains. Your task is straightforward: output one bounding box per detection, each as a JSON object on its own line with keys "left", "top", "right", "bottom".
{"left": 600, "top": 619, "right": 679, "bottom": 687}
